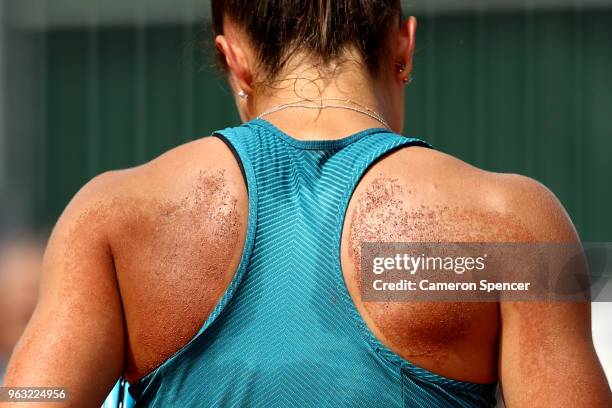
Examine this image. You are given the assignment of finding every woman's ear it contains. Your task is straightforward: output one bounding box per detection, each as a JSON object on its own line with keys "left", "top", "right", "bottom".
{"left": 394, "top": 16, "right": 417, "bottom": 84}
{"left": 215, "top": 34, "right": 254, "bottom": 96}
{"left": 405, "top": 17, "right": 418, "bottom": 74}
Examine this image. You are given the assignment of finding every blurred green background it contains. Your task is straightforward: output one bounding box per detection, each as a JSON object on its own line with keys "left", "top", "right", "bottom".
{"left": 0, "top": 0, "right": 610, "bottom": 241}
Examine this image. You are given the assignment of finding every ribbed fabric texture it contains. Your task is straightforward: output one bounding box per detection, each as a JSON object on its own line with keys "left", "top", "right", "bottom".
{"left": 130, "top": 119, "right": 498, "bottom": 407}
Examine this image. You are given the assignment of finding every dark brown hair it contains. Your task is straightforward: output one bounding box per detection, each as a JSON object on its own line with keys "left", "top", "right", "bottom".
{"left": 211, "top": 0, "right": 402, "bottom": 81}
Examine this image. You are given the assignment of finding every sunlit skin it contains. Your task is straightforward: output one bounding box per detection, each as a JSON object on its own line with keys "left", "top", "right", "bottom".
{"left": 3, "top": 13, "right": 611, "bottom": 408}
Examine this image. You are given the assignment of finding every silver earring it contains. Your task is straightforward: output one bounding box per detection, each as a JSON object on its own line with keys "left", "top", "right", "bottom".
{"left": 238, "top": 90, "right": 249, "bottom": 100}
{"left": 395, "top": 62, "right": 406, "bottom": 73}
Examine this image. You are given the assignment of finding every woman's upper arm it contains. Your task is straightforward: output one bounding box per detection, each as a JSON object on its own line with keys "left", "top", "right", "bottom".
{"left": 498, "top": 175, "right": 611, "bottom": 407}
{"left": 3, "top": 172, "right": 126, "bottom": 407}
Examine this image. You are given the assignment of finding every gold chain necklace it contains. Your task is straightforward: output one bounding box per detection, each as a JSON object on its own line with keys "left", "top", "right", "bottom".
{"left": 256, "top": 99, "right": 391, "bottom": 130}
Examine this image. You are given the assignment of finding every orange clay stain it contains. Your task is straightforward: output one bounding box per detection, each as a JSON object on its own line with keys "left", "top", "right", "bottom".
{"left": 71, "top": 169, "right": 246, "bottom": 381}
{"left": 345, "top": 177, "right": 534, "bottom": 360}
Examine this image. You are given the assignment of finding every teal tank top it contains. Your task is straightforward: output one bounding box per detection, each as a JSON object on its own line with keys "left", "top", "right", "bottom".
{"left": 129, "top": 119, "right": 498, "bottom": 407}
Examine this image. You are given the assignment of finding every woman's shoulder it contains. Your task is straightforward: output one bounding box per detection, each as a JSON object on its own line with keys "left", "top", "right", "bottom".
{"left": 357, "top": 145, "right": 578, "bottom": 242}
{"left": 66, "top": 136, "right": 248, "bottom": 236}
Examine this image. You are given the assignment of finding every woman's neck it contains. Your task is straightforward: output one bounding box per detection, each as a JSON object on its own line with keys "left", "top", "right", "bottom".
{"left": 247, "top": 65, "right": 395, "bottom": 140}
